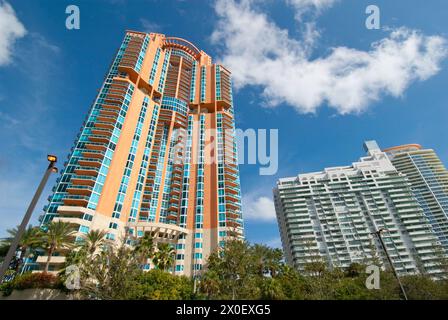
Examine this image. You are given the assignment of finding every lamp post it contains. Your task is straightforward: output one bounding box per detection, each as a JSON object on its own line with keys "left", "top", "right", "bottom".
{"left": 0, "top": 155, "right": 58, "bottom": 282}
{"left": 373, "top": 228, "right": 408, "bottom": 300}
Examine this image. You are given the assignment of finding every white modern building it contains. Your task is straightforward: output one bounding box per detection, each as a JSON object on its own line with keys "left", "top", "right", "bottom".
{"left": 274, "top": 141, "right": 445, "bottom": 277}
{"left": 384, "top": 144, "right": 448, "bottom": 254}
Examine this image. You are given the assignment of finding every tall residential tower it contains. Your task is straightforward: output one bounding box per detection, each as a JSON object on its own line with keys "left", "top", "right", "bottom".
{"left": 274, "top": 141, "right": 445, "bottom": 278}
{"left": 384, "top": 144, "right": 448, "bottom": 254}
{"left": 39, "top": 31, "right": 243, "bottom": 276}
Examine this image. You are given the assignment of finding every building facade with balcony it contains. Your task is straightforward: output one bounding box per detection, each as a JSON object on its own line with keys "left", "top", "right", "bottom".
{"left": 40, "top": 31, "right": 243, "bottom": 276}
{"left": 274, "top": 141, "right": 445, "bottom": 278}
{"left": 384, "top": 144, "right": 448, "bottom": 255}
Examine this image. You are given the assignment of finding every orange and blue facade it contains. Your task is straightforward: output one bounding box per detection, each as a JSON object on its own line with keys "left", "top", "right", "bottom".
{"left": 40, "top": 31, "right": 243, "bottom": 276}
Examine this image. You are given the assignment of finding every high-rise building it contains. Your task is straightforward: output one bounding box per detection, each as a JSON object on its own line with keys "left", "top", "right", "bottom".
{"left": 274, "top": 141, "right": 444, "bottom": 277}
{"left": 384, "top": 144, "right": 448, "bottom": 254}
{"left": 39, "top": 31, "right": 243, "bottom": 276}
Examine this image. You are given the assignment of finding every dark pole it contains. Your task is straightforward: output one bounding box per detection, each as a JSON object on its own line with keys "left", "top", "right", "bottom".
{"left": 374, "top": 228, "right": 408, "bottom": 300}
{"left": 0, "top": 155, "right": 57, "bottom": 282}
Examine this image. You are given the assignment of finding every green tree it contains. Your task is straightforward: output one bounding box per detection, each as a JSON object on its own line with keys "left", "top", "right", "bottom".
{"left": 81, "top": 243, "right": 142, "bottom": 300}
{"left": 153, "top": 243, "right": 175, "bottom": 271}
{"left": 2, "top": 225, "right": 41, "bottom": 272}
{"left": 259, "top": 278, "right": 285, "bottom": 300}
{"left": 130, "top": 269, "right": 194, "bottom": 300}
{"left": 202, "top": 240, "right": 259, "bottom": 300}
{"left": 198, "top": 270, "right": 221, "bottom": 299}
{"left": 39, "top": 221, "right": 76, "bottom": 273}
{"left": 82, "top": 229, "right": 107, "bottom": 258}
{"left": 134, "top": 233, "right": 155, "bottom": 267}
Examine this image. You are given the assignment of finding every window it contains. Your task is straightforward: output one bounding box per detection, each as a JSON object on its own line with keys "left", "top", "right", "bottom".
{"left": 79, "top": 225, "right": 90, "bottom": 234}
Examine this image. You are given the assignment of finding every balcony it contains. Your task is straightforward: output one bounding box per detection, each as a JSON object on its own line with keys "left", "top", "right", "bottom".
{"left": 71, "top": 175, "right": 97, "bottom": 186}
{"left": 171, "top": 180, "right": 181, "bottom": 188}
{"left": 226, "top": 201, "right": 240, "bottom": 211}
{"left": 166, "top": 213, "right": 177, "bottom": 221}
{"left": 94, "top": 121, "right": 115, "bottom": 130}
{"left": 99, "top": 108, "right": 120, "bottom": 117}
{"left": 172, "top": 174, "right": 182, "bottom": 181}
{"left": 85, "top": 142, "right": 107, "bottom": 152}
{"left": 226, "top": 219, "right": 241, "bottom": 228}
{"left": 225, "top": 193, "right": 240, "bottom": 202}
{"left": 66, "top": 184, "right": 94, "bottom": 196}
{"left": 226, "top": 165, "right": 238, "bottom": 175}
{"left": 169, "top": 196, "right": 180, "bottom": 203}
{"left": 225, "top": 187, "right": 239, "bottom": 195}
{"left": 88, "top": 134, "right": 111, "bottom": 144}
{"left": 226, "top": 210, "right": 240, "bottom": 219}
{"left": 82, "top": 149, "right": 106, "bottom": 159}
{"left": 97, "top": 114, "right": 118, "bottom": 123}
{"left": 225, "top": 179, "right": 238, "bottom": 188}
{"left": 104, "top": 93, "right": 126, "bottom": 104}
{"left": 78, "top": 158, "right": 103, "bottom": 168}
{"left": 63, "top": 194, "right": 90, "bottom": 206}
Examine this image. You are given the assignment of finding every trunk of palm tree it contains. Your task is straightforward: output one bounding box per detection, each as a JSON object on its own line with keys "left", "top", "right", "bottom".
{"left": 44, "top": 245, "right": 54, "bottom": 273}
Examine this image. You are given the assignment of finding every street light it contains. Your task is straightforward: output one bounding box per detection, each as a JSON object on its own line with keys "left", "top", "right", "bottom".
{"left": 0, "top": 155, "right": 58, "bottom": 282}
{"left": 373, "top": 228, "right": 408, "bottom": 300}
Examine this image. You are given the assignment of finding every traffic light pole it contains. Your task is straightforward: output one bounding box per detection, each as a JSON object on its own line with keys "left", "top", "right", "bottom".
{"left": 374, "top": 229, "right": 408, "bottom": 300}
{"left": 0, "top": 156, "right": 57, "bottom": 282}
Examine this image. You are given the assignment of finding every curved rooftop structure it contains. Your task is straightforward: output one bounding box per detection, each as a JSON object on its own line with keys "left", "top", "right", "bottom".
{"left": 162, "top": 37, "right": 202, "bottom": 60}
{"left": 383, "top": 144, "right": 422, "bottom": 153}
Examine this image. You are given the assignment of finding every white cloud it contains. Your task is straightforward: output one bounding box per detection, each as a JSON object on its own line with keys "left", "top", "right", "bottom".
{"left": 265, "top": 237, "right": 282, "bottom": 248}
{"left": 287, "top": 0, "right": 338, "bottom": 19}
{"left": 0, "top": 1, "right": 26, "bottom": 66}
{"left": 212, "top": 0, "right": 448, "bottom": 115}
{"left": 140, "top": 18, "right": 163, "bottom": 33}
{"left": 242, "top": 194, "right": 277, "bottom": 222}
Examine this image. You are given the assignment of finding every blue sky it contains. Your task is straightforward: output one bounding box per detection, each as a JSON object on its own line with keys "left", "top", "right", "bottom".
{"left": 0, "top": 0, "right": 447, "bottom": 248}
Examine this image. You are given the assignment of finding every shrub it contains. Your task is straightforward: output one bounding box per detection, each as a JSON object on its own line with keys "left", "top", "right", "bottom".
{"left": 1, "top": 272, "right": 63, "bottom": 296}
{"left": 130, "top": 269, "right": 194, "bottom": 300}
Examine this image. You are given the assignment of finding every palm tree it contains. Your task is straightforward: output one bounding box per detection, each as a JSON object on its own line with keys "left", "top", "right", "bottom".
{"left": 153, "top": 243, "right": 175, "bottom": 271}
{"left": 252, "top": 244, "right": 269, "bottom": 276}
{"left": 3, "top": 225, "right": 41, "bottom": 272}
{"left": 39, "top": 221, "right": 76, "bottom": 273}
{"left": 134, "top": 233, "right": 155, "bottom": 267}
{"left": 82, "top": 229, "right": 107, "bottom": 258}
{"left": 199, "top": 270, "right": 221, "bottom": 299}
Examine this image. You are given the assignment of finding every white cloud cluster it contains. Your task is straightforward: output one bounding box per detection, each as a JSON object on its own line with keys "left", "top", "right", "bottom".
{"left": 212, "top": 0, "right": 448, "bottom": 114}
{"left": 242, "top": 194, "right": 277, "bottom": 222}
{"left": 0, "top": 1, "right": 26, "bottom": 66}
{"left": 288, "top": 0, "right": 337, "bottom": 19}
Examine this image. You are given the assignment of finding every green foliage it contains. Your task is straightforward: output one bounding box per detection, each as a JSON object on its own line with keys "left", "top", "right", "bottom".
{"left": 129, "top": 269, "right": 194, "bottom": 300}
{"left": 134, "top": 233, "right": 155, "bottom": 266}
{"left": 79, "top": 244, "right": 142, "bottom": 300}
{"left": 153, "top": 243, "right": 175, "bottom": 271}
{"left": 0, "top": 225, "right": 41, "bottom": 272}
{"left": 39, "top": 221, "right": 77, "bottom": 272}
{"left": 198, "top": 240, "right": 448, "bottom": 300}
{"left": 0, "top": 241, "right": 9, "bottom": 258}
{"left": 0, "top": 272, "right": 62, "bottom": 297}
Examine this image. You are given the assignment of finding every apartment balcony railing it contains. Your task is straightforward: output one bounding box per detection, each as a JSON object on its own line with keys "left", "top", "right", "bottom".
{"left": 78, "top": 158, "right": 103, "bottom": 168}
{"left": 66, "top": 184, "right": 94, "bottom": 196}
{"left": 63, "top": 194, "right": 90, "bottom": 206}
{"left": 70, "top": 175, "right": 97, "bottom": 186}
